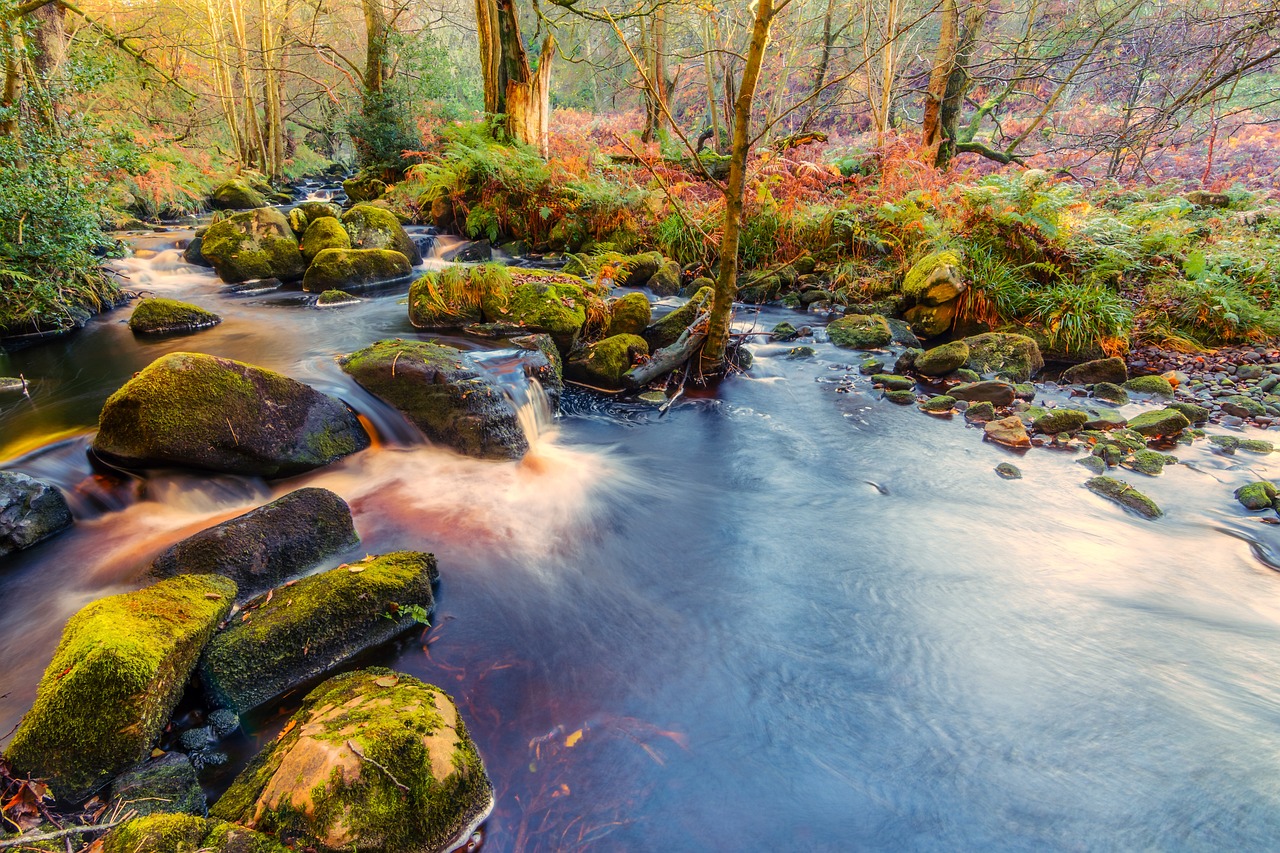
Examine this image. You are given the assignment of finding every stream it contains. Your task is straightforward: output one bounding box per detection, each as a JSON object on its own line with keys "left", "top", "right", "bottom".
{"left": 3, "top": 219, "right": 1280, "bottom": 850}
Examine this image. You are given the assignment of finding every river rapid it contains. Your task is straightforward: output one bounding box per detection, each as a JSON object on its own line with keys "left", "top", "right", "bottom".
{"left": 3, "top": 222, "right": 1280, "bottom": 851}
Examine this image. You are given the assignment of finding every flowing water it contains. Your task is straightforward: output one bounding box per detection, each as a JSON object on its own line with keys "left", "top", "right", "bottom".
{"left": 3, "top": 227, "right": 1280, "bottom": 851}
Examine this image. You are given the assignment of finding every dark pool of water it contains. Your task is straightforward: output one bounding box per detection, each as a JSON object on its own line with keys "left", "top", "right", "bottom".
{"left": 3, "top": 239, "right": 1280, "bottom": 851}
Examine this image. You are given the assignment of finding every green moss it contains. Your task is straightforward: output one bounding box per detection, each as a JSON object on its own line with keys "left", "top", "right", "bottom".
{"left": 4, "top": 575, "right": 235, "bottom": 801}
{"left": 648, "top": 259, "right": 681, "bottom": 296}
{"left": 1241, "top": 439, "right": 1274, "bottom": 454}
{"left": 1077, "top": 455, "right": 1107, "bottom": 475}
{"left": 1032, "top": 409, "right": 1089, "bottom": 435}
{"left": 316, "top": 289, "right": 359, "bottom": 306}
{"left": 1092, "top": 382, "right": 1130, "bottom": 405}
{"left": 484, "top": 276, "right": 588, "bottom": 351}
{"left": 129, "top": 298, "right": 222, "bottom": 336}
{"left": 1167, "top": 401, "right": 1210, "bottom": 424}
{"left": 913, "top": 340, "right": 969, "bottom": 375}
{"left": 92, "top": 352, "right": 370, "bottom": 477}
{"left": 962, "top": 332, "right": 1044, "bottom": 382}
{"left": 964, "top": 401, "right": 996, "bottom": 423}
{"left": 1122, "top": 375, "right": 1175, "bottom": 397}
{"left": 644, "top": 285, "right": 712, "bottom": 350}
{"left": 301, "top": 249, "right": 411, "bottom": 293}
{"left": 608, "top": 292, "right": 652, "bottom": 336}
{"left": 201, "top": 208, "right": 305, "bottom": 284}
{"left": 564, "top": 334, "right": 647, "bottom": 390}
{"left": 1086, "top": 476, "right": 1163, "bottom": 519}
{"left": 1223, "top": 394, "right": 1266, "bottom": 417}
{"left": 884, "top": 389, "right": 916, "bottom": 405}
{"left": 300, "top": 217, "right": 351, "bottom": 266}
{"left": 1127, "top": 407, "right": 1191, "bottom": 439}
{"left": 871, "top": 374, "right": 914, "bottom": 391}
{"left": 200, "top": 552, "right": 436, "bottom": 714}
{"left": 341, "top": 204, "right": 421, "bottom": 264}
{"left": 1210, "top": 435, "right": 1240, "bottom": 454}
{"left": 408, "top": 264, "right": 511, "bottom": 329}
{"left": 295, "top": 201, "right": 341, "bottom": 223}
{"left": 1236, "top": 481, "right": 1277, "bottom": 510}
{"left": 210, "top": 180, "right": 267, "bottom": 211}
{"left": 1126, "top": 449, "right": 1167, "bottom": 476}
{"left": 102, "top": 814, "right": 288, "bottom": 853}
{"left": 921, "top": 395, "right": 956, "bottom": 413}
{"left": 211, "top": 668, "right": 492, "bottom": 853}
{"left": 828, "top": 314, "right": 892, "bottom": 349}
{"left": 902, "top": 250, "right": 962, "bottom": 305}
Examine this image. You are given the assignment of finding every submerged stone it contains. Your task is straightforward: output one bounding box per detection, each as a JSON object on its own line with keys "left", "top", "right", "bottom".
{"left": 340, "top": 339, "right": 527, "bottom": 460}
{"left": 129, "top": 298, "right": 222, "bottom": 336}
{"left": 145, "top": 488, "right": 358, "bottom": 602}
{"left": 211, "top": 669, "right": 492, "bottom": 853}
{"left": 93, "top": 352, "right": 370, "bottom": 477}
{"left": 200, "top": 552, "right": 436, "bottom": 714}
{"left": 1086, "top": 476, "right": 1163, "bottom": 519}
{"left": 0, "top": 470, "right": 73, "bottom": 558}
{"left": 4, "top": 574, "right": 235, "bottom": 802}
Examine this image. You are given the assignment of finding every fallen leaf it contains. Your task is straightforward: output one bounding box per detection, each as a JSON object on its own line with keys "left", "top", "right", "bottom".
{"left": 564, "top": 729, "right": 583, "bottom": 748}
{"left": 374, "top": 675, "right": 399, "bottom": 688}
{"left": 204, "top": 593, "right": 222, "bottom": 600}
{"left": 276, "top": 720, "right": 297, "bottom": 742}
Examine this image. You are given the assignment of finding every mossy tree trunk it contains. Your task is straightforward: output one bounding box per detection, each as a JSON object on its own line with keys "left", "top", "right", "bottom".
{"left": 921, "top": 0, "right": 957, "bottom": 165}
{"left": 701, "top": 0, "right": 776, "bottom": 374}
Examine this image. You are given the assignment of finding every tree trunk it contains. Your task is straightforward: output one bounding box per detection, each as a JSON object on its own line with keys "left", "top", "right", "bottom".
{"left": 363, "top": 0, "right": 387, "bottom": 96}
{"left": 505, "top": 33, "right": 554, "bottom": 156}
{"left": 476, "top": 0, "right": 554, "bottom": 155}
{"left": 935, "top": 0, "right": 989, "bottom": 168}
{"left": 701, "top": 0, "right": 775, "bottom": 373}
{"left": 259, "top": 0, "right": 284, "bottom": 181}
{"left": 205, "top": 0, "right": 244, "bottom": 163}
{"left": 475, "top": 0, "right": 505, "bottom": 115}
{"left": 921, "top": 0, "right": 958, "bottom": 164}
{"left": 0, "top": 21, "right": 22, "bottom": 138}
{"left": 641, "top": 4, "right": 669, "bottom": 143}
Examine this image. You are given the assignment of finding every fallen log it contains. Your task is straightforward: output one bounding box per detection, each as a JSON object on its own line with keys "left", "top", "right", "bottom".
{"left": 624, "top": 324, "right": 707, "bottom": 389}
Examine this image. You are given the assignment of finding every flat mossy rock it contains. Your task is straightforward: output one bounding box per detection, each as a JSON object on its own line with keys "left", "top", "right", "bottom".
{"left": 984, "top": 416, "right": 1031, "bottom": 448}
{"left": 200, "top": 552, "right": 436, "bottom": 714}
{"left": 1122, "top": 375, "right": 1174, "bottom": 397}
{"left": 1235, "top": 481, "right": 1277, "bottom": 510}
{"left": 483, "top": 273, "right": 588, "bottom": 352}
{"left": 1086, "top": 476, "right": 1163, "bottom": 519}
{"left": 872, "top": 374, "right": 914, "bottom": 391}
{"left": 1032, "top": 409, "right": 1089, "bottom": 435}
{"left": 1222, "top": 394, "right": 1266, "bottom": 418}
{"left": 1167, "top": 401, "right": 1210, "bottom": 424}
{"left": 962, "top": 332, "right": 1044, "bottom": 382}
{"left": 565, "top": 334, "right": 648, "bottom": 390}
{"left": 902, "top": 251, "right": 964, "bottom": 306}
{"left": 210, "top": 180, "right": 267, "bottom": 211}
{"left": 316, "top": 289, "right": 359, "bottom": 306}
{"left": 0, "top": 470, "right": 72, "bottom": 557}
{"left": 644, "top": 285, "right": 712, "bottom": 351}
{"left": 340, "top": 339, "right": 528, "bottom": 460}
{"left": 342, "top": 176, "right": 388, "bottom": 203}
{"left": 913, "top": 340, "right": 969, "bottom": 376}
{"left": 1062, "top": 357, "right": 1127, "bottom": 386}
{"left": 828, "top": 314, "right": 892, "bottom": 350}
{"left": 300, "top": 217, "right": 351, "bottom": 266}
{"left": 93, "top": 352, "right": 370, "bottom": 477}
{"left": 340, "top": 204, "right": 422, "bottom": 265}
{"left": 607, "top": 292, "right": 651, "bottom": 336}
{"left": 129, "top": 298, "right": 222, "bottom": 336}
{"left": 302, "top": 248, "right": 411, "bottom": 292}
{"left": 964, "top": 401, "right": 996, "bottom": 423}
{"left": 646, "top": 259, "right": 681, "bottom": 296}
{"left": 210, "top": 668, "right": 492, "bottom": 853}
{"left": 921, "top": 395, "right": 956, "bottom": 413}
{"left": 102, "top": 814, "right": 288, "bottom": 853}
{"left": 109, "top": 753, "right": 205, "bottom": 818}
{"left": 951, "top": 380, "right": 1016, "bottom": 406}
{"left": 145, "top": 488, "right": 358, "bottom": 602}
{"left": 201, "top": 208, "right": 305, "bottom": 284}
{"left": 1127, "top": 407, "right": 1191, "bottom": 439}
{"left": 4, "top": 575, "right": 236, "bottom": 802}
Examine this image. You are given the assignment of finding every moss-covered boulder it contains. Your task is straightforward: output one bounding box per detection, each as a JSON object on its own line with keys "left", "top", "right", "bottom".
{"left": 201, "top": 208, "right": 305, "bottom": 284}
{"left": 902, "top": 301, "right": 956, "bottom": 339}
{"left": 615, "top": 251, "right": 663, "bottom": 288}
{"left": 101, "top": 814, "right": 289, "bottom": 853}
{"left": 483, "top": 273, "right": 588, "bottom": 352}
{"left": 1093, "top": 382, "right": 1129, "bottom": 405}
{"left": 964, "top": 401, "right": 996, "bottom": 423}
{"left": 951, "top": 380, "right": 1016, "bottom": 406}
{"left": 1122, "top": 375, "right": 1174, "bottom": 397}
{"left": 340, "top": 339, "right": 527, "bottom": 460}
{"left": 200, "top": 552, "right": 436, "bottom": 714}
{"left": 1086, "top": 476, "right": 1163, "bottom": 519}
{"left": 295, "top": 201, "right": 341, "bottom": 223}
{"left": 903, "top": 251, "right": 963, "bottom": 306}
{"left": 1125, "top": 449, "right": 1171, "bottom": 476}
{"left": 0, "top": 470, "right": 72, "bottom": 558}
{"left": 913, "top": 340, "right": 969, "bottom": 376}
{"left": 1236, "top": 481, "right": 1277, "bottom": 511}
{"left": 211, "top": 668, "right": 491, "bottom": 853}
{"left": 343, "top": 176, "right": 388, "bottom": 203}
{"left": 302, "top": 248, "right": 412, "bottom": 293}
{"left": 647, "top": 259, "right": 681, "bottom": 296}
{"left": 1127, "top": 407, "right": 1191, "bottom": 439}
{"left": 129, "top": 298, "right": 222, "bottom": 336}
{"left": 210, "top": 180, "right": 267, "bottom": 211}
{"left": 565, "top": 335, "right": 648, "bottom": 390}
{"left": 872, "top": 374, "right": 914, "bottom": 391}
{"left": 984, "top": 416, "right": 1031, "bottom": 448}
{"left": 4, "top": 575, "right": 235, "bottom": 802}
{"left": 644, "top": 285, "right": 712, "bottom": 351}
{"left": 1167, "top": 401, "right": 1210, "bottom": 424}
{"left": 828, "top": 314, "right": 892, "bottom": 349}
{"left": 300, "top": 217, "right": 351, "bottom": 266}
{"left": 921, "top": 395, "right": 956, "bottom": 413}
{"left": 316, "top": 289, "right": 359, "bottom": 306}
{"left": 607, "top": 292, "right": 652, "bottom": 336}
{"left": 1032, "top": 409, "right": 1089, "bottom": 435}
{"left": 341, "top": 204, "right": 421, "bottom": 265}
{"left": 1062, "top": 357, "right": 1127, "bottom": 386}
{"left": 963, "top": 332, "right": 1044, "bottom": 382}
{"left": 109, "top": 753, "right": 205, "bottom": 818}
{"left": 408, "top": 264, "right": 510, "bottom": 330}
{"left": 92, "top": 352, "right": 370, "bottom": 477}
{"left": 145, "top": 488, "right": 358, "bottom": 602}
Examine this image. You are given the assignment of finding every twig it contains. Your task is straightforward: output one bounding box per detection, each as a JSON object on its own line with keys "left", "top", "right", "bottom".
{"left": 0, "top": 820, "right": 125, "bottom": 848}
{"left": 225, "top": 417, "right": 239, "bottom": 446}
{"left": 19, "top": 374, "right": 28, "bottom": 398}
{"left": 391, "top": 350, "right": 402, "bottom": 378}
{"left": 345, "top": 740, "right": 409, "bottom": 792}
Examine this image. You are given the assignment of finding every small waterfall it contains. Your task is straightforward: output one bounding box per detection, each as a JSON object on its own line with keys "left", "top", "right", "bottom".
{"left": 513, "top": 376, "right": 554, "bottom": 445}
{"left": 469, "top": 348, "right": 556, "bottom": 446}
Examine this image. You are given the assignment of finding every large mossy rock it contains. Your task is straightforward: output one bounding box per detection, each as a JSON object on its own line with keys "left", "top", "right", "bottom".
{"left": 407, "top": 265, "right": 502, "bottom": 329}
{"left": 903, "top": 250, "right": 963, "bottom": 305}
{"left": 145, "top": 488, "right": 358, "bottom": 602}
{"left": 92, "top": 352, "right": 370, "bottom": 477}
{"left": 828, "top": 314, "right": 892, "bottom": 350}
{"left": 903, "top": 301, "right": 956, "bottom": 339}
{"left": 300, "top": 217, "right": 351, "bottom": 265}
{"left": 646, "top": 259, "right": 681, "bottom": 296}
{"left": 607, "top": 292, "right": 651, "bottom": 336}
{"left": 565, "top": 334, "right": 648, "bottom": 390}
{"left": 211, "top": 669, "right": 492, "bottom": 853}
{"left": 302, "top": 248, "right": 412, "bottom": 292}
{"left": 343, "top": 176, "right": 388, "bottom": 203}
{"left": 950, "top": 380, "right": 1016, "bottom": 406}
{"left": 913, "top": 340, "right": 969, "bottom": 376}
{"left": 210, "top": 180, "right": 267, "bottom": 211}
{"left": 200, "top": 552, "right": 436, "bottom": 714}
{"left": 482, "top": 276, "right": 587, "bottom": 353}
{"left": 962, "top": 332, "right": 1044, "bottom": 382}
{"left": 4, "top": 575, "right": 236, "bottom": 802}
{"left": 0, "top": 470, "right": 73, "bottom": 557}
{"left": 341, "top": 339, "right": 528, "bottom": 460}
{"left": 644, "top": 285, "right": 711, "bottom": 351}
{"left": 101, "top": 814, "right": 289, "bottom": 853}
{"left": 201, "top": 208, "right": 305, "bottom": 284}
{"left": 618, "top": 251, "right": 663, "bottom": 288}
{"left": 1062, "top": 356, "right": 1128, "bottom": 386}
{"left": 129, "top": 298, "right": 222, "bottom": 336}
{"left": 340, "top": 204, "right": 422, "bottom": 265}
